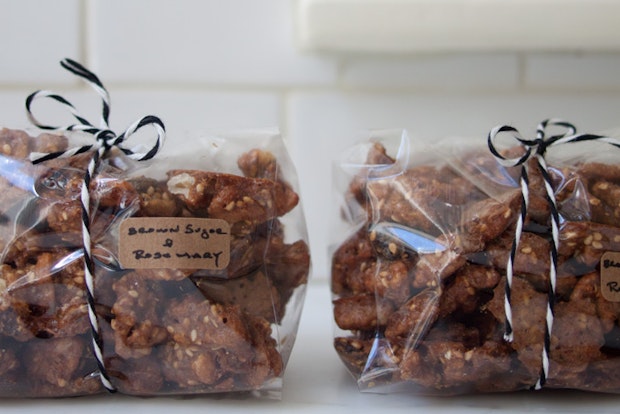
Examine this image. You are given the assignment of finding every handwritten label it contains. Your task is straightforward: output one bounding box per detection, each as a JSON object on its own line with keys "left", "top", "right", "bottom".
{"left": 601, "top": 252, "right": 620, "bottom": 302}
{"left": 119, "top": 217, "right": 230, "bottom": 270}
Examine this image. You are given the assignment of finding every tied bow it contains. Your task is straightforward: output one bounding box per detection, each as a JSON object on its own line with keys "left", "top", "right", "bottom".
{"left": 25, "top": 58, "right": 166, "bottom": 393}
{"left": 487, "top": 118, "right": 620, "bottom": 390}
{"left": 26, "top": 59, "right": 164, "bottom": 164}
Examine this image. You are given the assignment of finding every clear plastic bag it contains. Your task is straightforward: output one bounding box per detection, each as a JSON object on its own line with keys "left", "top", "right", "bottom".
{"left": 0, "top": 127, "right": 310, "bottom": 398}
{"left": 331, "top": 125, "right": 620, "bottom": 395}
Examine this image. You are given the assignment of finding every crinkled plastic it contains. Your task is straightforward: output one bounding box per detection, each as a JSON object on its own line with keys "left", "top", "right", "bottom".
{"left": 331, "top": 128, "right": 620, "bottom": 395}
{"left": 0, "top": 127, "right": 310, "bottom": 398}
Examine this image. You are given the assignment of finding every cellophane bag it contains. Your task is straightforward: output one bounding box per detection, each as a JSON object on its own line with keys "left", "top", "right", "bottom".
{"left": 0, "top": 126, "right": 310, "bottom": 397}
{"left": 331, "top": 125, "right": 620, "bottom": 395}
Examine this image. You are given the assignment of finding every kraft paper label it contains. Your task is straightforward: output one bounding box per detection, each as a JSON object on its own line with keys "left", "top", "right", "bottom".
{"left": 119, "top": 217, "right": 230, "bottom": 270}
{"left": 601, "top": 252, "right": 620, "bottom": 302}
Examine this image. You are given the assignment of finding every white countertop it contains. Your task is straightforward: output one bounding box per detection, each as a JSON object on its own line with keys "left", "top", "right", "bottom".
{"left": 4, "top": 280, "right": 620, "bottom": 413}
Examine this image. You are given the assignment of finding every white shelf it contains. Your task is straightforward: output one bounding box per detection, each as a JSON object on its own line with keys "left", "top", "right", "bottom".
{"left": 297, "top": 0, "right": 620, "bottom": 53}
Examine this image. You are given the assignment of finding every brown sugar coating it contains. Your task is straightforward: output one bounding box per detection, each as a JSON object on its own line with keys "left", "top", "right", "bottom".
{"left": 130, "top": 176, "right": 181, "bottom": 217}
{"left": 22, "top": 336, "right": 102, "bottom": 397}
{"left": 195, "top": 270, "right": 283, "bottom": 323}
{"left": 166, "top": 170, "right": 298, "bottom": 225}
{"left": 333, "top": 293, "right": 396, "bottom": 331}
{"left": 0, "top": 128, "right": 308, "bottom": 397}
{"left": 333, "top": 141, "right": 620, "bottom": 394}
{"left": 111, "top": 272, "right": 169, "bottom": 359}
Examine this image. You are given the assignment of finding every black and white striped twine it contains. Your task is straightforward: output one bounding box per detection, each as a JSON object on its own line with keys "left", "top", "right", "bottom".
{"left": 488, "top": 118, "right": 620, "bottom": 390}
{"left": 26, "top": 58, "right": 166, "bottom": 393}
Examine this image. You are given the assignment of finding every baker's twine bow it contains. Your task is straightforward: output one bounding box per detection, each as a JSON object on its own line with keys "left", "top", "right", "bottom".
{"left": 25, "top": 58, "right": 166, "bottom": 393}
{"left": 487, "top": 118, "right": 620, "bottom": 390}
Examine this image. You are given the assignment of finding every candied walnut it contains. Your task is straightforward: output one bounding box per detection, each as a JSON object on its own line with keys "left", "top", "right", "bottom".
{"left": 3, "top": 252, "right": 90, "bottom": 339}
{"left": 334, "top": 337, "right": 391, "bottom": 378}
{"left": 560, "top": 221, "right": 620, "bottom": 254}
{"left": 559, "top": 221, "right": 591, "bottom": 257}
{"left": 29, "top": 132, "right": 68, "bottom": 154}
{"left": 237, "top": 149, "right": 279, "bottom": 180}
{"left": 578, "top": 162, "right": 620, "bottom": 183}
{"left": 111, "top": 272, "right": 168, "bottom": 358}
{"left": 23, "top": 337, "right": 101, "bottom": 396}
{"left": 458, "top": 190, "right": 520, "bottom": 253}
{"left": 3, "top": 256, "right": 55, "bottom": 329}
{"left": 331, "top": 227, "right": 376, "bottom": 295}
{"left": 0, "top": 269, "right": 32, "bottom": 341}
{"left": 0, "top": 128, "right": 30, "bottom": 159}
{"left": 366, "top": 170, "right": 457, "bottom": 235}
{"left": 576, "top": 358, "right": 620, "bottom": 393}
{"left": 130, "top": 176, "right": 181, "bottom": 217}
{"left": 36, "top": 165, "right": 121, "bottom": 237}
{"left": 360, "top": 260, "right": 411, "bottom": 305}
{"left": 474, "top": 231, "right": 550, "bottom": 278}
{"left": 107, "top": 355, "right": 163, "bottom": 395}
{"left": 400, "top": 338, "right": 522, "bottom": 394}
{"left": 192, "top": 220, "right": 309, "bottom": 290}
{"left": 485, "top": 277, "right": 546, "bottom": 380}
{"left": 93, "top": 174, "right": 138, "bottom": 211}
{"left": 588, "top": 194, "right": 617, "bottom": 225}
{"left": 346, "top": 142, "right": 397, "bottom": 207}
{"left": 0, "top": 307, "right": 32, "bottom": 342}
{"left": 195, "top": 270, "right": 283, "bottom": 323}
{"left": 167, "top": 170, "right": 298, "bottom": 224}
{"left": 385, "top": 289, "right": 440, "bottom": 342}
{"left": 160, "top": 293, "right": 281, "bottom": 390}
{"left": 46, "top": 200, "right": 83, "bottom": 233}
{"left": 198, "top": 232, "right": 261, "bottom": 279}
{"left": 333, "top": 294, "right": 395, "bottom": 331}
{"left": 570, "top": 272, "right": 620, "bottom": 334}
{"left": 263, "top": 236, "right": 310, "bottom": 290}
{"left": 411, "top": 249, "right": 466, "bottom": 290}
{"left": 425, "top": 322, "right": 481, "bottom": 347}
{"left": 550, "top": 300, "right": 605, "bottom": 368}
{"left": 414, "top": 342, "right": 470, "bottom": 390}
{"left": 439, "top": 264, "right": 500, "bottom": 317}
{"left": 160, "top": 342, "right": 222, "bottom": 388}
{"left": 398, "top": 344, "right": 441, "bottom": 389}
{"left": 366, "top": 142, "right": 396, "bottom": 165}
{"left": 162, "top": 294, "right": 253, "bottom": 360}
{"left": 557, "top": 221, "right": 620, "bottom": 278}
{"left": 494, "top": 151, "right": 553, "bottom": 225}
{"left": 242, "top": 315, "right": 282, "bottom": 388}
{"left": 469, "top": 340, "right": 528, "bottom": 393}
{"left": 591, "top": 180, "right": 620, "bottom": 210}
{"left": 368, "top": 225, "right": 415, "bottom": 261}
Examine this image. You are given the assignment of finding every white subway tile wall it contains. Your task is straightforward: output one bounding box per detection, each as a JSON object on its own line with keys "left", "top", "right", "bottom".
{"left": 2, "top": 0, "right": 620, "bottom": 278}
